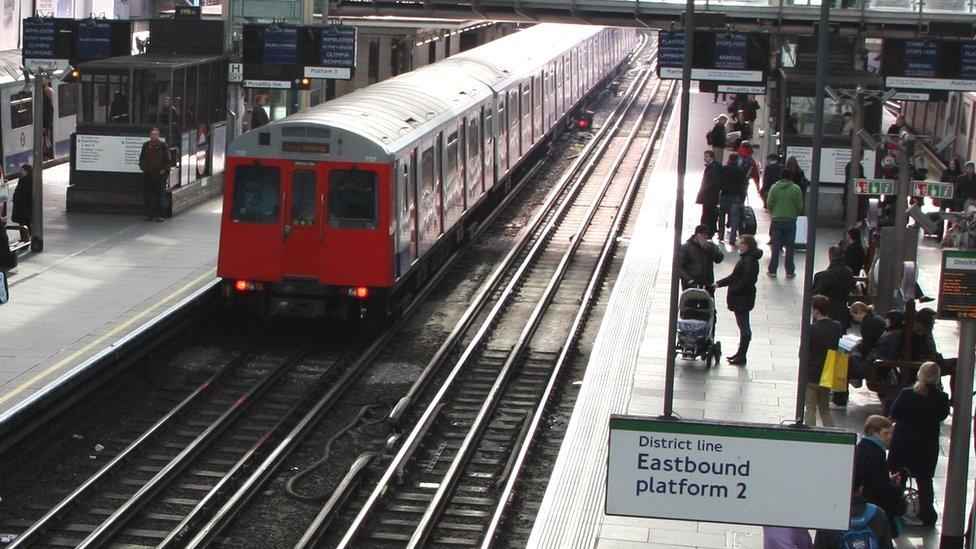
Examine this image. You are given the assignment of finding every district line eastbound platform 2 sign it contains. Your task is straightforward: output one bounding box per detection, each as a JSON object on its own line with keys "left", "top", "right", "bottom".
{"left": 606, "top": 416, "right": 856, "bottom": 530}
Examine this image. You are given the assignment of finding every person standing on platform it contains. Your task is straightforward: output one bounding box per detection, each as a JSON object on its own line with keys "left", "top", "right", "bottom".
{"left": 935, "top": 159, "right": 962, "bottom": 239}
{"left": 887, "top": 362, "right": 950, "bottom": 528}
{"left": 856, "top": 415, "right": 906, "bottom": 538}
{"left": 139, "top": 128, "right": 172, "bottom": 222}
{"left": 783, "top": 156, "right": 809, "bottom": 202}
{"left": 886, "top": 114, "right": 905, "bottom": 136}
{"left": 841, "top": 227, "right": 866, "bottom": 276}
{"left": 805, "top": 295, "right": 842, "bottom": 427}
{"left": 952, "top": 161, "right": 976, "bottom": 210}
{"left": 251, "top": 95, "right": 271, "bottom": 130}
{"left": 765, "top": 174, "right": 804, "bottom": 278}
{"left": 42, "top": 85, "right": 54, "bottom": 159}
{"left": 0, "top": 218, "right": 13, "bottom": 304}
{"left": 715, "top": 234, "right": 761, "bottom": 365}
{"left": 813, "top": 245, "right": 855, "bottom": 330}
{"left": 697, "top": 150, "right": 723, "bottom": 236}
{"left": 736, "top": 140, "right": 761, "bottom": 193}
{"left": 11, "top": 164, "right": 33, "bottom": 238}
{"left": 706, "top": 115, "right": 727, "bottom": 163}
{"left": 759, "top": 153, "right": 782, "bottom": 210}
{"left": 679, "top": 224, "right": 724, "bottom": 295}
{"left": 719, "top": 152, "right": 747, "bottom": 244}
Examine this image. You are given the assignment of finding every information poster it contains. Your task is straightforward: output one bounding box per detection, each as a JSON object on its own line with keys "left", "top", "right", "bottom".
{"left": 938, "top": 249, "right": 976, "bottom": 320}
{"left": 76, "top": 134, "right": 159, "bottom": 173}
{"left": 883, "top": 39, "right": 976, "bottom": 91}
{"left": 786, "top": 146, "right": 877, "bottom": 184}
{"left": 606, "top": 416, "right": 855, "bottom": 530}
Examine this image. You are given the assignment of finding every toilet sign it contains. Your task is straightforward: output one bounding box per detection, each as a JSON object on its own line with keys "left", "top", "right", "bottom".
{"left": 606, "top": 416, "right": 856, "bottom": 530}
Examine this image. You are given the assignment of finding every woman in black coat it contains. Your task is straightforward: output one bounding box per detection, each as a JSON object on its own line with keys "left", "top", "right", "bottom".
{"left": 856, "top": 415, "right": 905, "bottom": 537}
{"left": 888, "top": 362, "right": 950, "bottom": 527}
{"left": 11, "top": 164, "right": 33, "bottom": 233}
{"left": 715, "top": 234, "right": 762, "bottom": 365}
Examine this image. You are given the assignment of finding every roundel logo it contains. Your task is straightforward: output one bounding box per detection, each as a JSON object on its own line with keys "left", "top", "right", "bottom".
{"left": 19, "top": 132, "right": 26, "bottom": 147}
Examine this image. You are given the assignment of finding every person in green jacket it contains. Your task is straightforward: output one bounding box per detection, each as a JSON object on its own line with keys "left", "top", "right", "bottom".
{"left": 765, "top": 177, "right": 804, "bottom": 278}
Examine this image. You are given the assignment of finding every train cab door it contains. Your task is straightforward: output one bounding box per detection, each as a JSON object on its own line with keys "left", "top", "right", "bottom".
{"left": 281, "top": 165, "right": 323, "bottom": 279}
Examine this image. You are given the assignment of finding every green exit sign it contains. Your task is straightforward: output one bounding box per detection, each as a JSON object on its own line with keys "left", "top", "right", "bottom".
{"left": 852, "top": 178, "right": 894, "bottom": 195}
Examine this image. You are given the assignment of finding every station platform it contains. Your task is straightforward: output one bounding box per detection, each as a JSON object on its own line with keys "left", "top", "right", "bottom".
{"left": 529, "top": 92, "right": 969, "bottom": 548}
{"left": 0, "top": 164, "right": 221, "bottom": 416}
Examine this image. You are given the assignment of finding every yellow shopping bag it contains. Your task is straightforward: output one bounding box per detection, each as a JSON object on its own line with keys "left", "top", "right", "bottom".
{"left": 819, "top": 350, "right": 850, "bottom": 392}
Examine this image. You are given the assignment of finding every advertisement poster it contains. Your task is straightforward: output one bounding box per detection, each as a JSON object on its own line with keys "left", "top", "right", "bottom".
{"left": 0, "top": 0, "right": 22, "bottom": 51}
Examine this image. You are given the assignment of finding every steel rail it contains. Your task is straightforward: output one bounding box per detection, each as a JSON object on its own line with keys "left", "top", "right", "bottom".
{"left": 6, "top": 340, "right": 259, "bottom": 548}
{"left": 387, "top": 40, "right": 654, "bottom": 426}
{"left": 480, "top": 79, "right": 676, "bottom": 548}
{"left": 334, "top": 63, "right": 656, "bottom": 549}
{"left": 74, "top": 342, "right": 317, "bottom": 548}
{"left": 407, "top": 72, "right": 668, "bottom": 549}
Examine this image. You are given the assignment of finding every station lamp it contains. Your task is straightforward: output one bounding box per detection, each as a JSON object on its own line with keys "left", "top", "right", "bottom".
{"left": 298, "top": 77, "right": 312, "bottom": 90}
{"left": 62, "top": 67, "right": 81, "bottom": 83}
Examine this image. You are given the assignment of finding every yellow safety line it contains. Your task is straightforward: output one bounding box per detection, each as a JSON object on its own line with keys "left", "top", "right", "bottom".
{"left": 0, "top": 268, "right": 217, "bottom": 408}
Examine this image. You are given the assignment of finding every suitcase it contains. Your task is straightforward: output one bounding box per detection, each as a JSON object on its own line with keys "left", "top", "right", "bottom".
{"left": 741, "top": 205, "right": 757, "bottom": 236}
{"left": 794, "top": 215, "right": 809, "bottom": 249}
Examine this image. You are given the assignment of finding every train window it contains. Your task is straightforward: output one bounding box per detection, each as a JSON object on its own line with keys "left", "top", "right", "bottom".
{"left": 291, "top": 170, "right": 317, "bottom": 226}
{"left": 9, "top": 92, "right": 32, "bottom": 129}
{"left": 329, "top": 169, "right": 378, "bottom": 229}
{"left": 58, "top": 83, "right": 79, "bottom": 118}
{"left": 232, "top": 165, "right": 280, "bottom": 224}
{"left": 467, "top": 118, "right": 480, "bottom": 159}
{"left": 421, "top": 146, "right": 434, "bottom": 198}
{"left": 446, "top": 131, "right": 459, "bottom": 177}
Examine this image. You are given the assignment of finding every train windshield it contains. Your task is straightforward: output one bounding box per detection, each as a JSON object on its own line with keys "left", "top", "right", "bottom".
{"left": 232, "top": 165, "right": 280, "bottom": 224}
{"left": 329, "top": 169, "right": 377, "bottom": 229}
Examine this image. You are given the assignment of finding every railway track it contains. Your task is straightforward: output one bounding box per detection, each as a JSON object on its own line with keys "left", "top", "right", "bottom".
{"left": 299, "top": 48, "right": 675, "bottom": 548}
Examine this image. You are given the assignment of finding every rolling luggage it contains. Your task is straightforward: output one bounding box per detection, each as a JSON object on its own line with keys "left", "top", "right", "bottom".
{"left": 741, "top": 204, "right": 757, "bottom": 236}
{"left": 794, "top": 215, "right": 809, "bottom": 249}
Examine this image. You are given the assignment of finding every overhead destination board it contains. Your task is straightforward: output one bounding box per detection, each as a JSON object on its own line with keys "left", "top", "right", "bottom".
{"left": 606, "top": 416, "right": 855, "bottom": 530}
{"left": 242, "top": 23, "right": 357, "bottom": 86}
{"left": 938, "top": 249, "right": 976, "bottom": 320}
{"left": 23, "top": 18, "right": 132, "bottom": 70}
{"left": 882, "top": 39, "right": 976, "bottom": 91}
{"left": 656, "top": 30, "right": 771, "bottom": 94}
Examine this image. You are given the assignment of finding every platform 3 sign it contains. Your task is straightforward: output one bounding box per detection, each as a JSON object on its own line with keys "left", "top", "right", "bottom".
{"left": 606, "top": 416, "right": 855, "bottom": 530}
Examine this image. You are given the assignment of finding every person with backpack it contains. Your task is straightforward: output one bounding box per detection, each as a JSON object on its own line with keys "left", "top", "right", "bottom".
{"left": 736, "top": 140, "right": 761, "bottom": 193}
{"left": 707, "top": 115, "right": 728, "bottom": 163}
{"left": 813, "top": 469, "right": 894, "bottom": 548}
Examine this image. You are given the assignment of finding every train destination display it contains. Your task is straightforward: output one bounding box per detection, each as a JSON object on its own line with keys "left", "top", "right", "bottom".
{"left": 882, "top": 39, "right": 976, "bottom": 91}
{"left": 938, "top": 250, "right": 976, "bottom": 320}
{"left": 243, "top": 23, "right": 357, "bottom": 86}
{"left": 606, "top": 416, "right": 855, "bottom": 530}
{"left": 23, "top": 18, "right": 131, "bottom": 70}
{"left": 656, "top": 30, "right": 770, "bottom": 93}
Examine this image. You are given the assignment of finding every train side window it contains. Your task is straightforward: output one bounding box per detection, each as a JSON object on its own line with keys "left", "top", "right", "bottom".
{"left": 232, "top": 165, "right": 280, "bottom": 224}
{"left": 421, "top": 146, "right": 434, "bottom": 199}
{"left": 329, "top": 169, "right": 378, "bottom": 229}
{"left": 446, "top": 131, "right": 459, "bottom": 177}
{"left": 467, "top": 118, "right": 480, "bottom": 159}
{"left": 291, "top": 170, "right": 317, "bottom": 226}
{"left": 58, "top": 83, "right": 79, "bottom": 118}
{"left": 9, "top": 92, "right": 32, "bottom": 129}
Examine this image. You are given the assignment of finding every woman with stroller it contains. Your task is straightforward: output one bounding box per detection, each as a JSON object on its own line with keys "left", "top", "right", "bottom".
{"left": 714, "top": 234, "right": 761, "bottom": 365}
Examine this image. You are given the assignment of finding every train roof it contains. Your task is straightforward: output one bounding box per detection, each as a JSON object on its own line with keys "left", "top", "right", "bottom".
{"left": 233, "top": 24, "right": 606, "bottom": 161}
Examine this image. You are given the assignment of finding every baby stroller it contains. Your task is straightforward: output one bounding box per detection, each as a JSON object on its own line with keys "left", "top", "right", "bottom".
{"left": 674, "top": 287, "right": 721, "bottom": 368}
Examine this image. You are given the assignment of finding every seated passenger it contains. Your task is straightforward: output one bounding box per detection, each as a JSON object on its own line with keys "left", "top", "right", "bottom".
{"left": 849, "top": 302, "right": 884, "bottom": 381}
{"left": 911, "top": 308, "right": 957, "bottom": 380}
{"left": 871, "top": 310, "right": 905, "bottom": 363}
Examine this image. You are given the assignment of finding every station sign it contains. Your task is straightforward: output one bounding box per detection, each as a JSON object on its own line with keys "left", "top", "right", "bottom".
{"left": 786, "top": 146, "right": 877, "bottom": 185}
{"left": 853, "top": 178, "right": 895, "bottom": 195}
{"left": 882, "top": 39, "right": 976, "bottom": 91}
{"left": 656, "top": 30, "right": 771, "bottom": 93}
{"left": 22, "top": 18, "right": 132, "bottom": 70}
{"left": 242, "top": 23, "right": 357, "bottom": 87}
{"left": 912, "top": 180, "right": 954, "bottom": 199}
{"left": 606, "top": 416, "right": 855, "bottom": 530}
{"left": 938, "top": 249, "right": 976, "bottom": 320}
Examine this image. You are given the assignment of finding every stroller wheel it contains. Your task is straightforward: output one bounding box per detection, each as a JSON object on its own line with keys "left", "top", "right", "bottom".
{"left": 705, "top": 352, "right": 714, "bottom": 369}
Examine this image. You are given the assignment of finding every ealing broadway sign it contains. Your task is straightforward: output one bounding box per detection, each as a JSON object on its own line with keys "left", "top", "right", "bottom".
{"left": 882, "top": 39, "right": 976, "bottom": 91}
{"left": 656, "top": 30, "right": 770, "bottom": 93}
{"left": 606, "top": 416, "right": 855, "bottom": 530}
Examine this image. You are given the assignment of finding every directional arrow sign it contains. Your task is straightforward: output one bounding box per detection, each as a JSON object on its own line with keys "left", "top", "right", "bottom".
{"left": 912, "top": 180, "right": 955, "bottom": 199}
{"left": 852, "top": 178, "right": 895, "bottom": 195}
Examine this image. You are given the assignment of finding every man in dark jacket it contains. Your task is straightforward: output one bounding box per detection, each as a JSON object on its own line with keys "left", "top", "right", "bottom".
{"left": 759, "top": 153, "right": 782, "bottom": 209}
{"left": 138, "top": 127, "right": 172, "bottom": 222}
{"left": 841, "top": 227, "right": 866, "bottom": 275}
{"left": 679, "top": 224, "right": 724, "bottom": 295}
{"left": 806, "top": 295, "right": 843, "bottom": 427}
{"left": 697, "top": 150, "right": 723, "bottom": 236}
{"left": 251, "top": 94, "right": 271, "bottom": 130}
{"left": 813, "top": 246, "right": 855, "bottom": 330}
{"left": 706, "top": 115, "right": 727, "bottom": 163}
{"left": 813, "top": 470, "right": 894, "bottom": 548}
{"left": 855, "top": 415, "right": 905, "bottom": 537}
{"left": 951, "top": 161, "right": 976, "bottom": 209}
{"left": 719, "top": 153, "right": 747, "bottom": 244}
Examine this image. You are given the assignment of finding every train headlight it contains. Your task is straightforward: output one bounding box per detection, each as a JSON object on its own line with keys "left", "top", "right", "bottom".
{"left": 347, "top": 286, "right": 370, "bottom": 299}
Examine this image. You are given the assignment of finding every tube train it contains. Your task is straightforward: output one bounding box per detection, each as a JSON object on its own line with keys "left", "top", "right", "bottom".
{"left": 0, "top": 50, "right": 77, "bottom": 178}
{"left": 901, "top": 92, "right": 976, "bottom": 165}
{"left": 217, "top": 24, "right": 638, "bottom": 317}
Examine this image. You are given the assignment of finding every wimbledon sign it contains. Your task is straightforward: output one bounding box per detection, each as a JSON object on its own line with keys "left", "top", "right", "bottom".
{"left": 606, "top": 416, "right": 856, "bottom": 530}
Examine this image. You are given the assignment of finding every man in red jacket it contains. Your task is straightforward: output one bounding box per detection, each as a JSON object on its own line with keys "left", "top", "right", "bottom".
{"left": 138, "top": 128, "right": 172, "bottom": 222}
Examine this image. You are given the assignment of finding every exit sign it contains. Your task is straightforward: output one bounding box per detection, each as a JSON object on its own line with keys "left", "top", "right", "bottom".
{"left": 852, "top": 178, "right": 895, "bottom": 195}
{"left": 912, "top": 181, "right": 954, "bottom": 199}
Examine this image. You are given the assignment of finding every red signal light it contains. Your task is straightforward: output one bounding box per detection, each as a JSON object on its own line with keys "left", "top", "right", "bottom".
{"left": 235, "top": 280, "right": 250, "bottom": 292}
{"left": 578, "top": 118, "right": 588, "bottom": 129}
{"left": 355, "top": 286, "right": 369, "bottom": 299}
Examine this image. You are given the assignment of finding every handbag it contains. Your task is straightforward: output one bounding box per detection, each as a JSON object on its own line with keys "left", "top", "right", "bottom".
{"left": 901, "top": 477, "right": 922, "bottom": 526}
{"left": 819, "top": 349, "right": 849, "bottom": 391}
{"left": 819, "top": 350, "right": 838, "bottom": 389}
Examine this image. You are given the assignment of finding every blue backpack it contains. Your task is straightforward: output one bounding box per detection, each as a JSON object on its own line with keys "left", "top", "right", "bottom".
{"left": 841, "top": 503, "right": 880, "bottom": 549}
